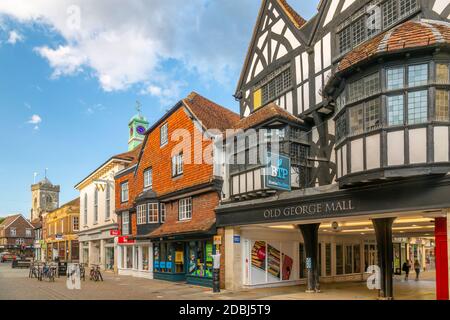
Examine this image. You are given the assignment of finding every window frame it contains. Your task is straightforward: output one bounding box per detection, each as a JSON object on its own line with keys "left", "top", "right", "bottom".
{"left": 105, "top": 183, "right": 111, "bottom": 220}
{"left": 121, "top": 181, "right": 129, "bottom": 203}
{"left": 144, "top": 168, "right": 153, "bottom": 189}
{"left": 172, "top": 153, "right": 184, "bottom": 177}
{"left": 160, "top": 123, "right": 169, "bottom": 147}
{"left": 94, "top": 188, "right": 99, "bottom": 224}
{"left": 137, "top": 204, "right": 147, "bottom": 225}
{"left": 72, "top": 216, "right": 79, "bottom": 232}
{"left": 122, "top": 212, "right": 130, "bottom": 235}
{"left": 178, "top": 198, "right": 192, "bottom": 221}
{"left": 148, "top": 203, "right": 159, "bottom": 224}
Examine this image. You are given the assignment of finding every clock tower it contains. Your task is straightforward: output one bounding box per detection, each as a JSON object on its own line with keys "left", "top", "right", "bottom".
{"left": 128, "top": 101, "right": 149, "bottom": 151}
{"left": 31, "top": 177, "right": 60, "bottom": 221}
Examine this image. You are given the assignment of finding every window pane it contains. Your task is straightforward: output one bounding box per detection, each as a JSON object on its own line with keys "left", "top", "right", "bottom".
{"left": 408, "top": 90, "right": 428, "bottom": 124}
{"left": 365, "top": 98, "right": 381, "bottom": 131}
{"left": 348, "top": 79, "right": 364, "bottom": 102}
{"left": 399, "top": 0, "right": 417, "bottom": 17}
{"left": 387, "top": 67, "right": 404, "bottom": 90}
{"left": 352, "top": 18, "right": 365, "bottom": 47}
{"left": 366, "top": 3, "right": 382, "bottom": 37}
{"left": 408, "top": 64, "right": 428, "bottom": 87}
{"left": 349, "top": 105, "right": 364, "bottom": 135}
{"left": 345, "top": 245, "right": 353, "bottom": 274}
{"left": 383, "top": 0, "right": 398, "bottom": 28}
{"left": 336, "top": 245, "right": 344, "bottom": 275}
{"left": 436, "top": 90, "right": 449, "bottom": 121}
{"left": 339, "top": 27, "right": 352, "bottom": 54}
{"left": 336, "top": 114, "right": 347, "bottom": 142}
{"left": 436, "top": 64, "right": 449, "bottom": 84}
{"left": 365, "top": 72, "right": 380, "bottom": 97}
{"left": 388, "top": 95, "right": 404, "bottom": 126}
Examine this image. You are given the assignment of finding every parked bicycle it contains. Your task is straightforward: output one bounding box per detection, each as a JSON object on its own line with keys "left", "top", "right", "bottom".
{"left": 29, "top": 262, "right": 40, "bottom": 279}
{"left": 89, "top": 264, "right": 103, "bottom": 282}
{"left": 39, "top": 263, "right": 57, "bottom": 282}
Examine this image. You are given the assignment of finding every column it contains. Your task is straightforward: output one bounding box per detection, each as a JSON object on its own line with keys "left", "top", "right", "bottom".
{"left": 132, "top": 246, "right": 137, "bottom": 270}
{"left": 138, "top": 246, "right": 143, "bottom": 271}
{"left": 100, "top": 239, "right": 105, "bottom": 269}
{"left": 435, "top": 216, "right": 449, "bottom": 300}
{"left": 149, "top": 245, "right": 154, "bottom": 277}
{"left": 298, "top": 224, "right": 320, "bottom": 293}
{"left": 372, "top": 217, "right": 396, "bottom": 300}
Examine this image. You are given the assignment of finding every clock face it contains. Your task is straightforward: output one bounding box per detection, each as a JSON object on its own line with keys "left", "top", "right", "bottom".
{"left": 136, "top": 126, "right": 146, "bottom": 135}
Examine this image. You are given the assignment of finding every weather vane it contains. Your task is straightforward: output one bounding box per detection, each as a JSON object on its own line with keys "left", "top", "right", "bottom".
{"left": 136, "top": 100, "right": 142, "bottom": 115}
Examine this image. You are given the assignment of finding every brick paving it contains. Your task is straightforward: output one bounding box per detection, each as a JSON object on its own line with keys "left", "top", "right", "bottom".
{"left": 0, "top": 263, "right": 436, "bottom": 300}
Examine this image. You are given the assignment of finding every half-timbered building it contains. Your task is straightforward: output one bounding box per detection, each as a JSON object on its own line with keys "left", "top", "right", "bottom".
{"left": 216, "top": 0, "right": 450, "bottom": 300}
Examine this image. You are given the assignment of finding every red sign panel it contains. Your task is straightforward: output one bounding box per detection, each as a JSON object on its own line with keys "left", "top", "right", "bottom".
{"left": 110, "top": 230, "right": 121, "bottom": 236}
{"left": 118, "top": 236, "right": 135, "bottom": 244}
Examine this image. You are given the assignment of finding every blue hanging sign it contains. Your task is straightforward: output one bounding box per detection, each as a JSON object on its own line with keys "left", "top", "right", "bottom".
{"left": 233, "top": 235, "right": 241, "bottom": 244}
{"left": 265, "top": 153, "right": 291, "bottom": 191}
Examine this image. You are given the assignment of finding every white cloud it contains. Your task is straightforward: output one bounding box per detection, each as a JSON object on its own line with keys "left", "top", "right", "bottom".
{"left": 0, "top": 0, "right": 258, "bottom": 93}
{"left": 7, "top": 30, "right": 23, "bottom": 44}
{"left": 28, "top": 114, "right": 42, "bottom": 130}
{"left": 140, "top": 80, "right": 187, "bottom": 107}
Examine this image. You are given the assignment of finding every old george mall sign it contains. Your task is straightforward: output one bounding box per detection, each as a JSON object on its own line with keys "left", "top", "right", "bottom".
{"left": 263, "top": 200, "right": 356, "bottom": 220}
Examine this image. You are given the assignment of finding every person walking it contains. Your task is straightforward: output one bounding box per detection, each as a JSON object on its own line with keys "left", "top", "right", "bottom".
{"left": 402, "top": 259, "right": 411, "bottom": 281}
{"left": 414, "top": 260, "right": 421, "bottom": 281}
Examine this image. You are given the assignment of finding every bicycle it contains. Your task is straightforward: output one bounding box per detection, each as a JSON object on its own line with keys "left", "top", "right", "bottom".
{"left": 39, "top": 263, "right": 57, "bottom": 282}
{"left": 29, "top": 262, "right": 40, "bottom": 279}
{"left": 89, "top": 264, "right": 103, "bottom": 282}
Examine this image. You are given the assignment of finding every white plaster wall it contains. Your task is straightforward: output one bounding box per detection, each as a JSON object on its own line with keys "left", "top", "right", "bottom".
{"left": 337, "top": 148, "right": 342, "bottom": 178}
{"left": 303, "top": 82, "right": 310, "bottom": 111}
{"left": 322, "top": 33, "right": 332, "bottom": 70}
{"left": 434, "top": 126, "right": 449, "bottom": 162}
{"left": 366, "top": 134, "right": 381, "bottom": 170}
{"left": 351, "top": 138, "right": 364, "bottom": 173}
{"left": 409, "top": 128, "right": 427, "bottom": 164}
{"left": 342, "top": 144, "right": 348, "bottom": 176}
{"left": 388, "top": 131, "right": 405, "bottom": 166}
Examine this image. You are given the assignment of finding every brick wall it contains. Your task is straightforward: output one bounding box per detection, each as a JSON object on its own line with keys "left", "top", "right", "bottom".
{"left": 134, "top": 107, "right": 214, "bottom": 198}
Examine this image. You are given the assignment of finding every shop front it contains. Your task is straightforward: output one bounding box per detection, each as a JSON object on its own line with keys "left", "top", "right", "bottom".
{"left": 217, "top": 175, "right": 450, "bottom": 299}
{"left": 117, "top": 236, "right": 153, "bottom": 279}
{"left": 152, "top": 238, "right": 215, "bottom": 287}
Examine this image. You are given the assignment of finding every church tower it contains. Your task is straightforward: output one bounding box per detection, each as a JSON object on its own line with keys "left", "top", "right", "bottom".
{"left": 31, "top": 178, "right": 60, "bottom": 221}
{"left": 128, "top": 101, "right": 149, "bottom": 151}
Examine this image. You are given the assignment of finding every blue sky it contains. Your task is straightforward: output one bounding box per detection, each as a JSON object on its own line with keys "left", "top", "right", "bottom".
{"left": 0, "top": 0, "right": 319, "bottom": 218}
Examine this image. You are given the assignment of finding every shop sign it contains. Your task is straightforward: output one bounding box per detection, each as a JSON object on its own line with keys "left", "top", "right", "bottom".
{"left": 110, "top": 230, "right": 121, "bottom": 236}
{"left": 213, "top": 236, "right": 222, "bottom": 245}
{"left": 233, "top": 235, "right": 241, "bottom": 244}
{"left": 55, "top": 234, "right": 64, "bottom": 240}
{"left": 265, "top": 153, "right": 291, "bottom": 192}
{"left": 117, "top": 236, "right": 135, "bottom": 244}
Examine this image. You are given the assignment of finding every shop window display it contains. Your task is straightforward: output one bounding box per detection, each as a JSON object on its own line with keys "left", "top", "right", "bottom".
{"left": 105, "top": 247, "right": 114, "bottom": 270}
{"left": 250, "top": 240, "right": 295, "bottom": 285}
{"left": 126, "top": 246, "right": 133, "bottom": 269}
{"left": 336, "top": 245, "right": 344, "bottom": 275}
{"left": 188, "top": 241, "right": 213, "bottom": 278}
{"left": 325, "top": 244, "right": 332, "bottom": 276}
{"left": 142, "top": 246, "right": 149, "bottom": 271}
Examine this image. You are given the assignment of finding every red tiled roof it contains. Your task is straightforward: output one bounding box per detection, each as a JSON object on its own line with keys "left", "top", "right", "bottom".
{"left": 0, "top": 214, "right": 21, "bottom": 228}
{"left": 277, "top": 0, "right": 307, "bottom": 29}
{"left": 112, "top": 146, "right": 142, "bottom": 162}
{"left": 233, "top": 102, "right": 303, "bottom": 131}
{"left": 149, "top": 218, "right": 215, "bottom": 239}
{"left": 338, "top": 19, "right": 450, "bottom": 72}
{"left": 183, "top": 92, "right": 240, "bottom": 132}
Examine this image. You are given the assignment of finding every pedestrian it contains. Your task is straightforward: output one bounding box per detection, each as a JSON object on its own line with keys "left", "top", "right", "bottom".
{"left": 402, "top": 259, "right": 411, "bottom": 281}
{"left": 414, "top": 260, "right": 421, "bottom": 281}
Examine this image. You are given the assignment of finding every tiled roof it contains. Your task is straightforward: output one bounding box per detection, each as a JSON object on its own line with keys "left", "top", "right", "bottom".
{"left": 0, "top": 214, "right": 21, "bottom": 228}
{"left": 183, "top": 92, "right": 240, "bottom": 132}
{"left": 233, "top": 102, "right": 304, "bottom": 131}
{"left": 277, "top": 0, "right": 307, "bottom": 29}
{"left": 31, "top": 218, "right": 42, "bottom": 229}
{"left": 148, "top": 218, "right": 216, "bottom": 239}
{"left": 338, "top": 19, "right": 450, "bottom": 72}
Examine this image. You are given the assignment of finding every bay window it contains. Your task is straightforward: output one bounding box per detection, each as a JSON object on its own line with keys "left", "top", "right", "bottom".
{"left": 349, "top": 105, "right": 364, "bottom": 135}
{"left": 387, "top": 67, "right": 404, "bottom": 90}
{"left": 137, "top": 204, "right": 147, "bottom": 225}
{"left": 436, "top": 63, "right": 449, "bottom": 84}
{"left": 408, "top": 64, "right": 428, "bottom": 88}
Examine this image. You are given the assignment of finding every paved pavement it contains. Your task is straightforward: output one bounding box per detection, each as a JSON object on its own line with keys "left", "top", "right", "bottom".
{"left": 0, "top": 263, "right": 436, "bottom": 300}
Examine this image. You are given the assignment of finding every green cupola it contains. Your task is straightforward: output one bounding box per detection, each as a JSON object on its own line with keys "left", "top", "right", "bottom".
{"left": 128, "top": 101, "right": 149, "bottom": 151}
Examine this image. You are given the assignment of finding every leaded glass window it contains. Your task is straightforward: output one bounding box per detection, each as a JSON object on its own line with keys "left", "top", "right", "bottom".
{"left": 388, "top": 95, "right": 404, "bottom": 126}
{"left": 383, "top": 0, "right": 398, "bottom": 28}
{"left": 387, "top": 67, "right": 404, "bottom": 90}
{"left": 408, "top": 64, "right": 428, "bottom": 88}
{"left": 366, "top": 3, "right": 382, "bottom": 37}
{"left": 436, "top": 90, "right": 449, "bottom": 121}
{"left": 348, "top": 79, "right": 364, "bottom": 103}
{"left": 399, "top": 0, "right": 418, "bottom": 17}
{"left": 352, "top": 18, "right": 365, "bottom": 47}
{"left": 339, "top": 27, "right": 352, "bottom": 54}
{"left": 436, "top": 64, "right": 449, "bottom": 84}
{"left": 408, "top": 90, "right": 428, "bottom": 124}
{"left": 365, "top": 72, "right": 380, "bottom": 97}
{"left": 261, "top": 68, "right": 292, "bottom": 105}
{"left": 349, "top": 105, "right": 364, "bottom": 135}
{"left": 336, "top": 114, "right": 347, "bottom": 142}
{"left": 365, "top": 98, "right": 381, "bottom": 131}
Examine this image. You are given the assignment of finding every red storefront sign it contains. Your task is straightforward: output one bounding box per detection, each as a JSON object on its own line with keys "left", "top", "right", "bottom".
{"left": 110, "top": 230, "right": 121, "bottom": 236}
{"left": 118, "top": 236, "right": 135, "bottom": 244}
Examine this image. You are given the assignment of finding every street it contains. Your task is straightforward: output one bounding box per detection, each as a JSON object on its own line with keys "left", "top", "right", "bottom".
{"left": 0, "top": 263, "right": 436, "bottom": 300}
